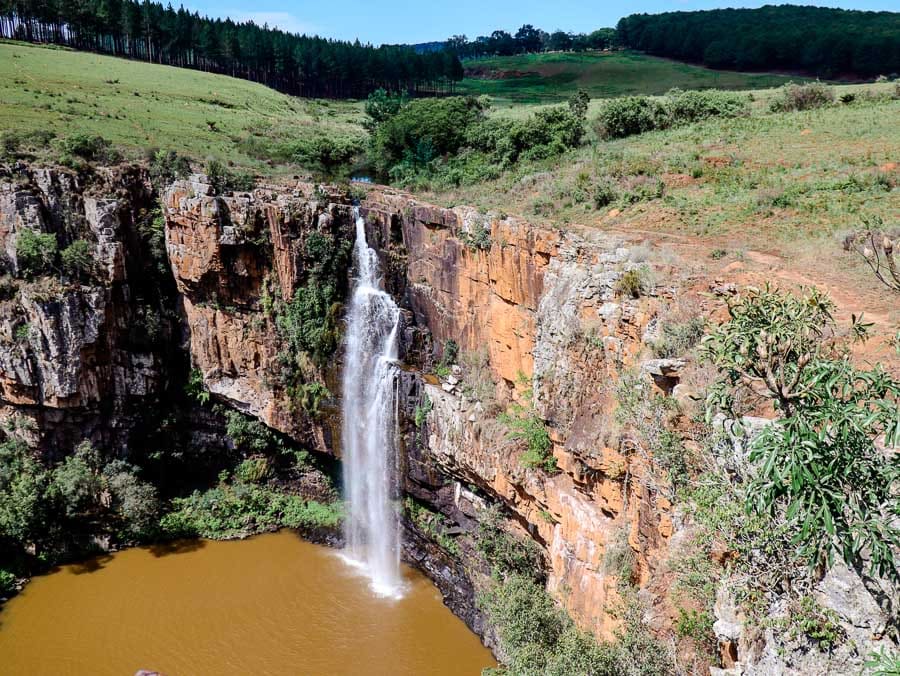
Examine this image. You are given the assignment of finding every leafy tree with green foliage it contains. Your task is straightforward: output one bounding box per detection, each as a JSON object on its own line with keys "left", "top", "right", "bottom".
{"left": 148, "top": 149, "right": 191, "bottom": 190}
{"left": 476, "top": 503, "right": 674, "bottom": 675}
{"left": 224, "top": 410, "right": 284, "bottom": 456}
{"left": 57, "top": 133, "right": 119, "bottom": 164}
{"left": 498, "top": 373, "right": 556, "bottom": 474}
{"left": 15, "top": 229, "right": 58, "bottom": 278}
{"left": 104, "top": 461, "right": 160, "bottom": 538}
{"left": 363, "top": 88, "right": 408, "bottom": 133}
{"left": 0, "top": 437, "right": 51, "bottom": 548}
{"left": 206, "top": 159, "right": 254, "bottom": 194}
{"left": 703, "top": 286, "right": 900, "bottom": 579}
{"left": 185, "top": 368, "right": 211, "bottom": 405}
{"left": 476, "top": 505, "right": 545, "bottom": 581}
{"left": 60, "top": 240, "right": 94, "bottom": 281}
{"left": 51, "top": 441, "right": 102, "bottom": 519}
{"left": 370, "top": 96, "right": 487, "bottom": 176}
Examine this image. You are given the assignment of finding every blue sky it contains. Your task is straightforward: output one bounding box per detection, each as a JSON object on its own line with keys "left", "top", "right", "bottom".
{"left": 185, "top": 1, "right": 898, "bottom": 45}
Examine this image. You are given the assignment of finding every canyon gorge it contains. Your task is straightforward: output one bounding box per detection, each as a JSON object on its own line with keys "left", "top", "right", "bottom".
{"left": 0, "top": 162, "right": 896, "bottom": 675}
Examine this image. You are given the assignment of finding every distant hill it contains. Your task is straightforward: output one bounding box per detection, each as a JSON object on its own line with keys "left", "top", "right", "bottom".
{"left": 617, "top": 5, "right": 900, "bottom": 79}
{"left": 411, "top": 41, "right": 448, "bottom": 54}
{"left": 457, "top": 50, "right": 805, "bottom": 104}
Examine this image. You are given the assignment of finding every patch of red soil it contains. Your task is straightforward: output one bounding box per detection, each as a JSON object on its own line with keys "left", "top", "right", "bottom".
{"left": 661, "top": 173, "right": 697, "bottom": 189}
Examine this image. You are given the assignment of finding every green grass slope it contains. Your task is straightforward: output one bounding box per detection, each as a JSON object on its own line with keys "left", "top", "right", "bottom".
{"left": 458, "top": 51, "right": 808, "bottom": 104}
{"left": 0, "top": 40, "right": 365, "bottom": 170}
{"left": 426, "top": 84, "right": 900, "bottom": 248}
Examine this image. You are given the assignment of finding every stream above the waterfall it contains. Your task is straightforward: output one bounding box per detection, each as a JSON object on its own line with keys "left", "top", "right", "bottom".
{"left": 0, "top": 531, "right": 495, "bottom": 675}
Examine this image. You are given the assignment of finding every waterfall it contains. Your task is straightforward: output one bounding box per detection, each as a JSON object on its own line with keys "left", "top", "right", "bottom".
{"left": 341, "top": 207, "right": 404, "bottom": 598}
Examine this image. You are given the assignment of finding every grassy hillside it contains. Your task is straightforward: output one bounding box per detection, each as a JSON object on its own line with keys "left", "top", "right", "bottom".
{"left": 425, "top": 84, "right": 899, "bottom": 249}
{"left": 0, "top": 41, "right": 365, "bottom": 171}
{"left": 457, "top": 51, "right": 807, "bottom": 104}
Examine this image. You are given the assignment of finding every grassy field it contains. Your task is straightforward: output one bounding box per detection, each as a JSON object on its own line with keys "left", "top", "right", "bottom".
{"left": 0, "top": 40, "right": 365, "bottom": 170}
{"left": 458, "top": 51, "right": 808, "bottom": 104}
{"left": 426, "top": 84, "right": 900, "bottom": 249}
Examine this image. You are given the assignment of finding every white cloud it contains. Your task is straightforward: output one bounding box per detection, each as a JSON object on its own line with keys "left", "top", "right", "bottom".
{"left": 223, "top": 11, "right": 320, "bottom": 36}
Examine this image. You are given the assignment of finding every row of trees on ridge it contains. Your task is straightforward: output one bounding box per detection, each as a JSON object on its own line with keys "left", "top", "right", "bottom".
{"left": 616, "top": 5, "right": 900, "bottom": 79}
{"left": 445, "top": 25, "right": 616, "bottom": 59}
{"left": 0, "top": 0, "right": 464, "bottom": 98}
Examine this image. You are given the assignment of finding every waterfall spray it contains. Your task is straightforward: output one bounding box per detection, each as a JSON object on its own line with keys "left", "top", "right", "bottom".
{"left": 341, "top": 207, "right": 404, "bottom": 597}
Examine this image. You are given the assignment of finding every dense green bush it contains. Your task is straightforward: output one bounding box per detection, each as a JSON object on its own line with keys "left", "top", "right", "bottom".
{"left": 224, "top": 410, "right": 288, "bottom": 457}
{"left": 0, "top": 437, "right": 51, "bottom": 546}
{"left": 159, "top": 479, "right": 341, "bottom": 539}
{"left": 206, "top": 159, "right": 255, "bottom": 194}
{"left": 0, "top": 567, "right": 16, "bottom": 595}
{"left": 476, "top": 505, "right": 545, "bottom": 580}
{"left": 370, "top": 96, "right": 486, "bottom": 176}
{"left": 291, "top": 135, "right": 365, "bottom": 172}
{"left": 60, "top": 240, "right": 94, "bottom": 281}
{"left": 467, "top": 92, "right": 589, "bottom": 167}
{"left": 651, "top": 316, "right": 706, "bottom": 358}
{"left": 593, "top": 179, "right": 618, "bottom": 209}
{"left": 367, "top": 90, "right": 589, "bottom": 186}
{"left": 103, "top": 459, "right": 160, "bottom": 539}
{"left": 281, "top": 498, "right": 343, "bottom": 530}
{"left": 477, "top": 509, "right": 675, "bottom": 676}
{"left": 769, "top": 82, "right": 835, "bottom": 112}
{"left": 404, "top": 497, "right": 460, "bottom": 556}
{"left": 15, "top": 229, "right": 58, "bottom": 278}
{"left": 57, "top": 133, "right": 119, "bottom": 164}
{"left": 615, "top": 265, "right": 653, "bottom": 298}
{"left": 1, "top": 435, "right": 159, "bottom": 555}
{"left": 234, "top": 457, "right": 270, "bottom": 484}
{"left": 277, "top": 284, "right": 342, "bottom": 367}
{"left": 478, "top": 572, "right": 677, "bottom": 676}
{"left": 275, "top": 230, "right": 351, "bottom": 368}
{"left": 596, "top": 89, "right": 749, "bottom": 140}
{"left": 148, "top": 149, "right": 191, "bottom": 189}
{"left": 1, "top": 130, "right": 56, "bottom": 158}
{"left": 664, "top": 88, "right": 749, "bottom": 124}
{"left": 595, "top": 96, "right": 665, "bottom": 139}
{"left": 363, "top": 89, "right": 408, "bottom": 132}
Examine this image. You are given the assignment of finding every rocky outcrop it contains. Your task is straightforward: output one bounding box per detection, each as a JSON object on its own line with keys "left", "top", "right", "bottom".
{"left": 6, "top": 165, "right": 890, "bottom": 674}
{"left": 0, "top": 164, "right": 176, "bottom": 454}
{"left": 363, "top": 195, "right": 673, "bottom": 638}
{"left": 160, "top": 179, "right": 677, "bottom": 641}
{"left": 163, "top": 178, "right": 355, "bottom": 452}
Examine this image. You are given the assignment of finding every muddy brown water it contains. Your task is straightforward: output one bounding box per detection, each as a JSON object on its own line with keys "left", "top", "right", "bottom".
{"left": 0, "top": 530, "right": 495, "bottom": 675}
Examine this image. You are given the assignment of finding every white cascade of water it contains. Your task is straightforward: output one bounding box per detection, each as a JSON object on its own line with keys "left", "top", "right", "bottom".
{"left": 341, "top": 207, "right": 404, "bottom": 598}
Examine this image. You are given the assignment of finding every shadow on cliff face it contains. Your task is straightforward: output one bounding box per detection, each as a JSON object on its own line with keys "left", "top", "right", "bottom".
{"left": 148, "top": 539, "right": 206, "bottom": 558}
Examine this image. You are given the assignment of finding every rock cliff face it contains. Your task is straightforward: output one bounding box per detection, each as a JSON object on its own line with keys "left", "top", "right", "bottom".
{"left": 161, "top": 178, "right": 894, "bottom": 674}
{"left": 360, "top": 191, "right": 672, "bottom": 638}
{"left": 0, "top": 164, "right": 177, "bottom": 455}
{"left": 3, "top": 165, "right": 891, "bottom": 674}
{"left": 163, "top": 178, "right": 354, "bottom": 452}
{"left": 159, "top": 179, "right": 678, "bottom": 640}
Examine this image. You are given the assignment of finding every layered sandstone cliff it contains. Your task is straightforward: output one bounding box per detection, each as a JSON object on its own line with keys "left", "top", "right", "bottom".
{"left": 2, "top": 163, "right": 891, "bottom": 675}
{"left": 159, "top": 178, "right": 676, "bottom": 642}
